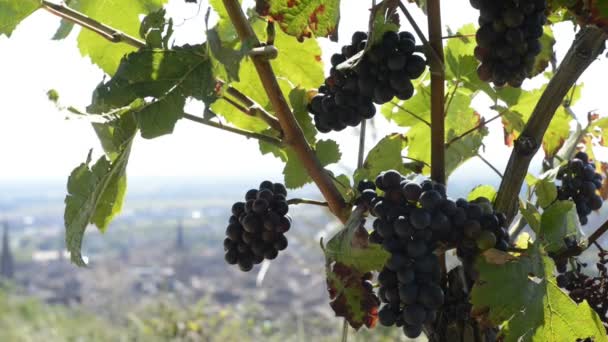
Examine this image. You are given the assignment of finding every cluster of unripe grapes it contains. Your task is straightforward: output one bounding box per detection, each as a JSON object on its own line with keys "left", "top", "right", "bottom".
{"left": 557, "top": 152, "right": 604, "bottom": 225}
{"left": 471, "top": 0, "right": 547, "bottom": 87}
{"left": 556, "top": 250, "right": 608, "bottom": 332}
{"left": 356, "top": 170, "right": 509, "bottom": 338}
{"left": 223, "top": 181, "right": 291, "bottom": 272}
{"left": 308, "top": 30, "right": 426, "bottom": 133}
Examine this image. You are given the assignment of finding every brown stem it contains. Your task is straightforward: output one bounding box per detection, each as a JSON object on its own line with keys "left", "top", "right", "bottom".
{"left": 287, "top": 198, "right": 329, "bottom": 207}
{"left": 221, "top": 0, "right": 347, "bottom": 222}
{"left": 218, "top": 80, "right": 283, "bottom": 132}
{"left": 427, "top": 0, "right": 446, "bottom": 185}
{"left": 494, "top": 27, "right": 607, "bottom": 223}
{"left": 588, "top": 219, "right": 608, "bottom": 247}
{"left": 40, "top": 0, "right": 145, "bottom": 49}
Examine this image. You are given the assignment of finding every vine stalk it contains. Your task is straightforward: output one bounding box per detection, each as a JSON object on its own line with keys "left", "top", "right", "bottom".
{"left": 494, "top": 27, "right": 608, "bottom": 223}
{"left": 221, "top": 0, "right": 348, "bottom": 222}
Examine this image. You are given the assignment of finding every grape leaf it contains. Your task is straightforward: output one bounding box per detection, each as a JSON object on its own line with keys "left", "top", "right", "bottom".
{"left": 64, "top": 114, "right": 137, "bottom": 266}
{"left": 467, "top": 185, "right": 497, "bottom": 202}
{"left": 0, "top": 0, "right": 39, "bottom": 37}
{"left": 368, "top": 0, "right": 400, "bottom": 46}
{"left": 530, "top": 27, "right": 556, "bottom": 78}
{"left": 495, "top": 84, "right": 578, "bottom": 157}
{"left": 519, "top": 200, "right": 541, "bottom": 234}
{"left": 471, "top": 243, "right": 606, "bottom": 342}
{"left": 88, "top": 44, "right": 217, "bottom": 139}
{"left": 75, "top": 0, "right": 168, "bottom": 74}
{"left": 283, "top": 139, "right": 341, "bottom": 189}
{"left": 255, "top": 0, "right": 340, "bottom": 41}
{"left": 211, "top": 16, "right": 323, "bottom": 132}
{"left": 382, "top": 85, "right": 487, "bottom": 177}
{"left": 353, "top": 133, "right": 410, "bottom": 185}
{"left": 535, "top": 178, "right": 558, "bottom": 209}
{"left": 590, "top": 117, "right": 608, "bottom": 146}
{"left": 538, "top": 200, "right": 584, "bottom": 254}
{"left": 406, "top": 0, "right": 427, "bottom": 14}
{"left": 324, "top": 207, "right": 387, "bottom": 329}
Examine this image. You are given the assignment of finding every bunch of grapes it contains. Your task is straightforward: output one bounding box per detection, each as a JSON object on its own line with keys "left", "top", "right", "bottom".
{"left": 309, "top": 30, "right": 427, "bottom": 133}
{"left": 223, "top": 181, "right": 291, "bottom": 272}
{"left": 452, "top": 197, "right": 510, "bottom": 265}
{"left": 557, "top": 152, "right": 604, "bottom": 225}
{"left": 471, "top": 0, "right": 547, "bottom": 87}
{"left": 355, "top": 170, "right": 510, "bottom": 338}
{"left": 556, "top": 250, "right": 608, "bottom": 332}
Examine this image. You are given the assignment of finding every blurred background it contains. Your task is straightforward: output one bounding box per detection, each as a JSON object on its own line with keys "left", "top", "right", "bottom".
{"left": 0, "top": 0, "right": 607, "bottom": 341}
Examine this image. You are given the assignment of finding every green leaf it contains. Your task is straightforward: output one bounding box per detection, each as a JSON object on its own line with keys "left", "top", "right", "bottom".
{"left": 590, "top": 117, "right": 608, "bottom": 147}
{"left": 324, "top": 208, "right": 388, "bottom": 329}
{"left": 519, "top": 200, "right": 541, "bottom": 234}
{"left": 539, "top": 201, "right": 583, "bottom": 254}
{"left": 353, "top": 133, "right": 409, "bottom": 185}
{"left": 64, "top": 114, "right": 136, "bottom": 266}
{"left": 496, "top": 84, "right": 578, "bottom": 157}
{"left": 75, "top": 0, "right": 168, "bottom": 74}
{"left": 368, "top": 1, "right": 400, "bottom": 46}
{"left": 530, "top": 27, "right": 556, "bottom": 78}
{"left": 0, "top": 0, "right": 39, "bottom": 37}
{"left": 471, "top": 243, "right": 606, "bottom": 342}
{"left": 89, "top": 44, "right": 217, "bottom": 139}
{"left": 139, "top": 8, "right": 173, "bottom": 49}
{"left": 211, "top": 17, "right": 324, "bottom": 132}
{"left": 382, "top": 83, "right": 487, "bottom": 177}
{"left": 467, "top": 185, "right": 497, "bottom": 202}
{"left": 535, "top": 178, "right": 558, "bottom": 209}
{"left": 283, "top": 139, "right": 341, "bottom": 189}
{"left": 255, "top": 0, "right": 340, "bottom": 41}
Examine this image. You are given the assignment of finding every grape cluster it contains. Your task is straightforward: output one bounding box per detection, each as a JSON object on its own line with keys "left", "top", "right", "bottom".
{"left": 223, "top": 181, "right": 291, "bottom": 272}
{"left": 355, "top": 170, "right": 510, "bottom": 338}
{"left": 471, "top": 0, "right": 547, "bottom": 87}
{"left": 309, "top": 30, "right": 427, "bottom": 133}
{"left": 557, "top": 152, "right": 604, "bottom": 225}
{"left": 452, "top": 197, "right": 510, "bottom": 264}
{"left": 556, "top": 250, "right": 608, "bottom": 332}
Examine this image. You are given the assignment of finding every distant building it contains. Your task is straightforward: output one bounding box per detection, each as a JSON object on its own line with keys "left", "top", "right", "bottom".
{"left": 1, "top": 222, "right": 15, "bottom": 278}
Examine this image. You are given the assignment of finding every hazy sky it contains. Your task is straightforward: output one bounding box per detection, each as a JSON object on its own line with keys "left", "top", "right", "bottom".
{"left": 0, "top": 0, "right": 606, "bottom": 192}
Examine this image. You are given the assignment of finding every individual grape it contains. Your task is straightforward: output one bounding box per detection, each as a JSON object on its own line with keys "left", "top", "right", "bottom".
{"left": 402, "top": 304, "right": 427, "bottom": 326}
{"left": 378, "top": 305, "right": 399, "bottom": 326}
{"left": 402, "top": 322, "right": 423, "bottom": 338}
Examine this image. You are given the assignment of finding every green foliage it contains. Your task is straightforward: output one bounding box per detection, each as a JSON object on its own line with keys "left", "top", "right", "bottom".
{"left": 519, "top": 200, "right": 541, "bottom": 234}
{"left": 0, "top": 0, "right": 38, "bottom": 37}
{"left": 89, "top": 44, "right": 217, "bottom": 139}
{"left": 472, "top": 243, "right": 607, "bottom": 342}
{"left": 539, "top": 201, "right": 584, "bottom": 254}
{"left": 255, "top": 0, "right": 341, "bottom": 41}
{"left": 74, "top": 0, "right": 168, "bottom": 74}
{"left": 353, "top": 134, "right": 410, "bottom": 185}
{"left": 467, "top": 185, "right": 497, "bottom": 202}
{"left": 531, "top": 27, "right": 556, "bottom": 78}
{"left": 324, "top": 208, "right": 389, "bottom": 329}
{"left": 535, "top": 178, "right": 558, "bottom": 209}
{"left": 283, "top": 139, "right": 341, "bottom": 189}
{"left": 64, "top": 114, "right": 137, "bottom": 266}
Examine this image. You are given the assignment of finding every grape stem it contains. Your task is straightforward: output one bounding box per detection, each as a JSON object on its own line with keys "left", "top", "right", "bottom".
{"left": 426, "top": 0, "right": 446, "bottom": 186}
{"left": 40, "top": 0, "right": 145, "bottom": 49}
{"left": 441, "top": 33, "right": 475, "bottom": 40}
{"left": 182, "top": 112, "right": 283, "bottom": 146}
{"left": 494, "top": 26, "right": 608, "bottom": 223}
{"left": 358, "top": 120, "right": 367, "bottom": 169}
{"left": 477, "top": 153, "right": 503, "bottom": 178}
{"left": 445, "top": 111, "right": 506, "bottom": 148}
{"left": 390, "top": 101, "right": 431, "bottom": 126}
{"left": 286, "top": 199, "right": 329, "bottom": 207}
{"left": 221, "top": 0, "right": 348, "bottom": 222}
{"left": 217, "top": 80, "right": 283, "bottom": 133}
